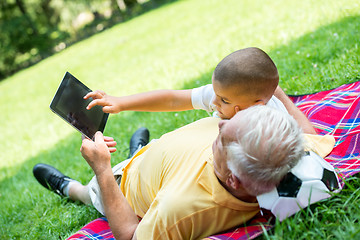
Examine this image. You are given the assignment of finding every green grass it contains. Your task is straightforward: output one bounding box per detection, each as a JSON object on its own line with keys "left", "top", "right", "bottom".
{"left": 0, "top": 0, "right": 359, "bottom": 239}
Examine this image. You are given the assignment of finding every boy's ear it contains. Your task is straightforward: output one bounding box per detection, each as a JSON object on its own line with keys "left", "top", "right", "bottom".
{"left": 234, "top": 106, "right": 240, "bottom": 113}
{"left": 226, "top": 173, "right": 241, "bottom": 190}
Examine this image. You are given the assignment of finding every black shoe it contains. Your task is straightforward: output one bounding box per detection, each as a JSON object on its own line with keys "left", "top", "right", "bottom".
{"left": 33, "top": 163, "right": 73, "bottom": 197}
{"left": 128, "top": 127, "right": 149, "bottom": 158}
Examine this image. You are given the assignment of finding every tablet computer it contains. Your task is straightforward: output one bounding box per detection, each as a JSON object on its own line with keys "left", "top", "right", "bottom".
{"left": 50, "top": 72, "right": 109, "bottom": 140}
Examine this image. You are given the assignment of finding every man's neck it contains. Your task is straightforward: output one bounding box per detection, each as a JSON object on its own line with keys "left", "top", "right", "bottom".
{"left": 219, "top": 179, "right": 257, "bottom": 203}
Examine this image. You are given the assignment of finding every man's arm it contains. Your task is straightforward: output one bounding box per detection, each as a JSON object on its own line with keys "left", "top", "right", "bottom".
{"left": 85, "top": 89, "right": 193, "bottom": 114}
{"left": 274, "top": 86, "right": 317, "bottom": 135}
{"left": 81, "top": 132, "right": 139, "bottom": 240}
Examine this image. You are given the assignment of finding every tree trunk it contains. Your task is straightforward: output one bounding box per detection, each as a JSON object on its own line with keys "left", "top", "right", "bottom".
{"left": 115, "top": 0, "right": 127, "bottom": 11}
{"left": 15, "top": 0, "right": 38, "bottom": 35}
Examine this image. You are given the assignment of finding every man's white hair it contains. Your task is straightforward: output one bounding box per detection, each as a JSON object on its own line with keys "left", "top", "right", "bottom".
{"left": 226, "top": 105, "right": 304, "bottom": 196}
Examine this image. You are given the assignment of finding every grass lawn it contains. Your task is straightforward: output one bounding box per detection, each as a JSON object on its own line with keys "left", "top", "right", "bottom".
{"left": 1, "top": 0, "right": 360, "bottom": 239}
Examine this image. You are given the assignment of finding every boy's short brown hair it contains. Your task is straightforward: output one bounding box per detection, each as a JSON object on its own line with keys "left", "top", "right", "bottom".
{"left": 213, "top": 47, "right": 279, "bottom": 97}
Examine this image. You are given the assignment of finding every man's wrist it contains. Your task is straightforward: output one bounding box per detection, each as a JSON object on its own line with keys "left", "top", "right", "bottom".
{"left": 94, "top": 166, "right": 113, "bottom": 180}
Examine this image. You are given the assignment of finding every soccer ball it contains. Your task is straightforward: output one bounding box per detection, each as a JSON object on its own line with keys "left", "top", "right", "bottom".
{"left": 256, "top": 151, "right": 342, "bottom": 221}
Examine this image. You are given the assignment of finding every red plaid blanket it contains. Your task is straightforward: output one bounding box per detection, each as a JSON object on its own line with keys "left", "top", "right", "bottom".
{"left": 67, "top": 81, "right": 360, "bottom": 240}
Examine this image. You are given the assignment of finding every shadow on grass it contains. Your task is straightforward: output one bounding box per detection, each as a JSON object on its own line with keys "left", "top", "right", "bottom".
{"left": 268, "top": 15, "right": 360, "bottom": 95}
{"left": 0, "top": 14, "right": 359, "bottom": 239}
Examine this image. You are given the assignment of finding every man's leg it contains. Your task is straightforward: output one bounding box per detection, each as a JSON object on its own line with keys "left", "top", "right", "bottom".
{"left": 33, "top": 127, "right": 150, "bottom": 208}
{"left": 32, "top": 163, "right": 91, "bottom": 204}
{"left": 128, "top": 127, "right": 149, "bottom": 158}
{"left": 68, "top": 182, "right": 92, "bottom": 204}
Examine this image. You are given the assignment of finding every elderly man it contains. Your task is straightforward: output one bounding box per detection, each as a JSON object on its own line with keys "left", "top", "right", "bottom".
{"left": 34, "top": 105, "right": 306, "bottom": 239}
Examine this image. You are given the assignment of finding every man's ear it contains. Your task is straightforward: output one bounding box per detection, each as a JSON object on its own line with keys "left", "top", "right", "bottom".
{"left": 226, "top": 173, "right": 241, "bottom": 190}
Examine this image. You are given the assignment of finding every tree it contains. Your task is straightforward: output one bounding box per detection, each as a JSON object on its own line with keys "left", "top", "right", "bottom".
{"left": 0, "top": 0, "right": 62, "bottom": 79}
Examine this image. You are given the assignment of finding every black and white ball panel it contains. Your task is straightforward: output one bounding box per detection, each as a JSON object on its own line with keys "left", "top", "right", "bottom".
{"left": 256, "top": 151, "right": 341, "bottom": 221}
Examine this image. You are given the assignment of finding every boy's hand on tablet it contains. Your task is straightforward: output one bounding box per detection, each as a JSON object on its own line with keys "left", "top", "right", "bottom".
{"left": 84, "top": 90, "right": 121, "bottom": 114}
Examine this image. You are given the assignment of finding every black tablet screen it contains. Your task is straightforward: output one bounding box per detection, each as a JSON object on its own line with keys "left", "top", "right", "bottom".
{"left": 50, "top": 72, "right": 108, "bottom": 139}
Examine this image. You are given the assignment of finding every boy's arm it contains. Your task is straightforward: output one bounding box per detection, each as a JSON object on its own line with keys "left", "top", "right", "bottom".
{"left": 81, "top": 132, "right": 139, "bottom": 240}
{"left": 85, "top": 89, "right": 193, "bottom": 114}
{"left": 274, "top": 86, "right": 317, "bottom": 135}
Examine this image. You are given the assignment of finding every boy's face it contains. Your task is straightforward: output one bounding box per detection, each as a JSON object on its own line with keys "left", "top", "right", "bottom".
{"left": 212, "top": 78, "right": 269, "bottom": 119}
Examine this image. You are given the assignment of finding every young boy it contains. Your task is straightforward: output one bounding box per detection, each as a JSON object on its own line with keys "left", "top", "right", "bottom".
{"left": 85, "top": 47, "right": 316, "bottom": 134}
